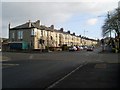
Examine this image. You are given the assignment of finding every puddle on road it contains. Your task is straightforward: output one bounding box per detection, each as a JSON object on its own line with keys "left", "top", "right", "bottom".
{"left": 94, "top": 64, "right": 107, "bottom": 69}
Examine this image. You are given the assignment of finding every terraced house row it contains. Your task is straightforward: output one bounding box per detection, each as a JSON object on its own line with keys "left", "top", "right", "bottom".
{"left": 8, "top": 20, "right": 97, "bottom": 50}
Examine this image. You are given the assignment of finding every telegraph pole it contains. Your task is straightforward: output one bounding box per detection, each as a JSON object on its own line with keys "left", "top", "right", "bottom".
{"left": 107, "top": 11, "right": 111, "bottom": 39}
{"left": 118, "top": 1, "right": 120, "bottom": 52}
{"left": 83, "top": 30, "right": 88, "bottom": 46}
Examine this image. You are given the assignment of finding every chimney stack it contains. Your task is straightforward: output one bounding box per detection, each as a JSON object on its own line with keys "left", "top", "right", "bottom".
{"left": 35, "top": 20, "right": 41, "bottom": 27}
{"left": 60, "top": 28, "right": 64, "bottom": 32}
{"left": 8, "top": 22, "right": 11, "bottom": 30}
{"left": 50, "top": 25, "right": 54, "bottom": 29}
{"left": 67, "top": 31, "right": 70, "bottom": 34}
{"left": 28, "top": 20, "right": 31, "bottom": 27}
{"left": 36, "top": 20, "right": 40, "bottom": 25}
{"left": 79, "top": 35, "right": 81, "bottom": 37}
{"left": 73, "top": 32, "right": 75, "bottom": 35}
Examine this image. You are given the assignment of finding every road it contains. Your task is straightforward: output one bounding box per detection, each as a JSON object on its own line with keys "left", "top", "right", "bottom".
{"left": 2, "top": 48, "right": 119, "bottom": 88}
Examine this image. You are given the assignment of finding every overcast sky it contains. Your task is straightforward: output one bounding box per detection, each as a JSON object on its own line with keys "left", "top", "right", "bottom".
{"left": 1, "top": 0, "right": 120, "bottom": 39}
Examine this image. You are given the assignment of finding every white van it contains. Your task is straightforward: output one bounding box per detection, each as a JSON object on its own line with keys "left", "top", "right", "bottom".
{"left": 0, "top": 46, "right": 1, "bottom": 51}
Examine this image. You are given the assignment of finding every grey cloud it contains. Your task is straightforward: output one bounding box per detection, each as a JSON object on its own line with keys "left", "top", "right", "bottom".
{"left": 2, "top": 2, "right": 86, "bottom": 28}
{"left": 2, "top": 2, "right": 119, "bottom": 38}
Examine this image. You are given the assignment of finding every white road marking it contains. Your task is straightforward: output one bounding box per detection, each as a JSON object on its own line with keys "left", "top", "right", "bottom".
{"left": 47, "top": 61, "right": 87, "bottom": 89}
{"left": 0, "top": 60, "right": 8, "bottom": 62}
{"left": 2, "top": 63, "right": 19, "bottom": 69}
{"left": 2, "top": 64, "right": 19, "bottom": 66}
{"left": 29, "top": 54, "right": 34, "bottom": 59}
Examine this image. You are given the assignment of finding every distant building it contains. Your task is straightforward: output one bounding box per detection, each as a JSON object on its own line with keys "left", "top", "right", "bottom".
{"left": 8, "top": 20, "right": 98, "bottom": 51}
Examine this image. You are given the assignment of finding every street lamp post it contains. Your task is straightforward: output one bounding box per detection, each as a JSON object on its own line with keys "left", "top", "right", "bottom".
{"left": 98, "top": 11, "right": 112, "bottom": 52}
{"left": 83, "top": 30, "right": 88, "bottom": 46}
{"left": 98, "top": 11, "right": 111, "bottom": 38}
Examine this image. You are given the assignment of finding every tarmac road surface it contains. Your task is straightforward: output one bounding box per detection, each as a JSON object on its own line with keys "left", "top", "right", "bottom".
{"left": 2, "top": 48, "right": 119, "bottom": 88}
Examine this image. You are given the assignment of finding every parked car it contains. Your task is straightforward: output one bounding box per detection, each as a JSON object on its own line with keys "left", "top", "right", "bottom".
{"left": 0, "top": 46, "right": 1, "bottom": 51}
{"left": 69, "top": 46, "right": 77, "bottom": 51}
{"left": 87, "top": 46, "right": 93, "bottom": 51}
{"left": 76, "top": 46, "right": 80, "bottom": 51}
{"left": 79, "top": 46, "right": 83, "bottom": 50}
{"left": 82, "top": 45, "right": 88, "bottom": 50}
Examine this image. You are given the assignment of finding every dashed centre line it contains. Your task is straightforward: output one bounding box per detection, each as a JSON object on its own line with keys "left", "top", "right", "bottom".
{"left": 2, "top": 63, "right": 19, "bottom": 69}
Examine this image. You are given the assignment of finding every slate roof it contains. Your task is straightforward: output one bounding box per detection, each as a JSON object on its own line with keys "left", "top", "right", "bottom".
{"left": 9, "top": 20, "right": 97, "bottom": 41}
{"left": 9, "top": 21, "right": 70, "bottom": 34}
{"left": 10, "top": 20, "right": 41, "bottom": 30}
{"left": 10, "top": 20, "right": 56, "bottom": 32}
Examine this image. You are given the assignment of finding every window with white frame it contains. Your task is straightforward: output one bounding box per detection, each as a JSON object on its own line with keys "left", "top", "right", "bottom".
{"left": 31, "top": 29, "right": 34, "bottom": 35}
{"left": 18, "top": 31, "right": 23, "bottom": 39}
{"left": 31, "top": 29, "right": 37, "bottom": 36}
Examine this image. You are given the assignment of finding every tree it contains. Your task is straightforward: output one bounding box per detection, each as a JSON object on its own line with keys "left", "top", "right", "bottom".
{"left": 102, "top": 8, "right": 120, "bottom": 52}
{"left": 102, "top": 8, "right": 120, "bottom": 37}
